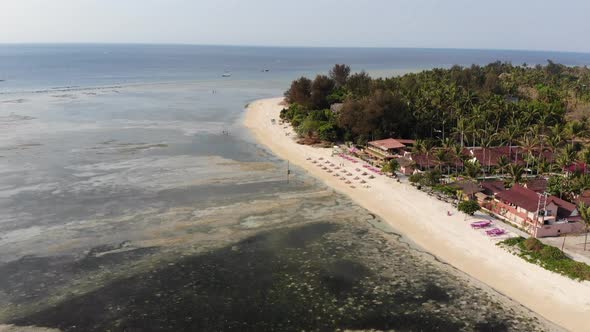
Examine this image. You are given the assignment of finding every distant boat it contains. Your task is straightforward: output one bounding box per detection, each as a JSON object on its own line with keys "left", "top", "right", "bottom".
{"left": 222, "top": 72, "right": 232, "bottom": 77}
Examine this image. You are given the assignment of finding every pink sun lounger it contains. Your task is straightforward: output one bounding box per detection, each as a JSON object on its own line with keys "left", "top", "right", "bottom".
{"left": 486, "top": 228, "right": 506, "bottom": 236}
{"left": 471, "top": 221, "right": 492, "bottom": 229}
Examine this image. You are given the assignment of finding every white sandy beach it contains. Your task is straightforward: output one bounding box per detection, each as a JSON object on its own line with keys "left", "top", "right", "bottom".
{"left": 244, "top": 97, "right": 590, "bottom": 332}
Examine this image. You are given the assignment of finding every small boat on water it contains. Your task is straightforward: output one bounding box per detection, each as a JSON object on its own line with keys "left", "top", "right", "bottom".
{"left": 222, "top": 72, "right": 232, "bottom": 77}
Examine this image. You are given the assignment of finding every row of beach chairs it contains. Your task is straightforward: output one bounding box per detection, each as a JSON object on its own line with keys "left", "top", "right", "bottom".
{"left": 470, "top": 220, "right": 507, "bottom": 237}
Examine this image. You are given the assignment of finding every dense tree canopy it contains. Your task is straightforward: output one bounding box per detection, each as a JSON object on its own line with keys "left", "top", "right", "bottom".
{"left": 282, "top": 62, "right": 590, "bottom": 150}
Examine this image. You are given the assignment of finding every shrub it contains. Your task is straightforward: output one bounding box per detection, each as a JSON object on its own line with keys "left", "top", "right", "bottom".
{"left": 498, "top": 236, "right": 590, "bottom": 281}
{"left": 422, "top": 170, "right": 442, "bottom": 186}
{"left": 433, "top": 185, "right": 457, "bottom": 197}
{"left": 540, "top": 246, "right": 566, "bottom": 260}
{"left": 409, "top": 173, "right": 423, "bottom": 184}
{"left": 500, "top": 236, "right": 525, "bottom": 247}
{"left": 458, "top": 200, "right": 480, "bottom": 216}
{"left": 523, "top": 237, "right": 543, "bottom": 252}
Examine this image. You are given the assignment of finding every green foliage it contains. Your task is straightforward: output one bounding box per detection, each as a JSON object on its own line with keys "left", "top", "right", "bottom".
{"left": 499, "top": 237, "right": 590, "bottom": 281}
{"left": 409, "top": 173, "right": 423, "bottom": 184}
{"left": 296, "top": 118, "right": 321, "bottom": 138}
{"left": 458, "top": 200, "right": 480, "bottom": 215}
{"left": 501, "top": 236, "right": 525, "bottom": 246}
{"left": 422, "top": 170, "right": 442, "bottom": 186}
{"left": 285, "top": 61, "right": 590, "bottom": 151}
{"left": 381, "top": 159, "right": 400, "bottom": 174}
{"left": 464, "top": 161, "right": 482, "bottom": 179}
{"left": 326, "top": 87, "right": 347, "bottom": 104}
{"left": 433, "top": 185, "right": 457, "bottom": 197}
{"left": 547, "top": 175, "right": 568, "bottom": 197}
{"left": 540, "top": 246, "right": 566, "bottom": 260}
{"left": 318, "top": 122, "right": 337, "bottom": 142}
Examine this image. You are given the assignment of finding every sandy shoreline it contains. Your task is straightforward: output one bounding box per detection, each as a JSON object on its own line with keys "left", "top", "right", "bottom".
{"left": 244, "top": 97, "right": 590, "bottom": 332}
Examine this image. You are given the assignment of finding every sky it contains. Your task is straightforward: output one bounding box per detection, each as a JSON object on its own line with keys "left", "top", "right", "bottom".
{"left": 1, "top": 0, "right": 589, "bottom": 53}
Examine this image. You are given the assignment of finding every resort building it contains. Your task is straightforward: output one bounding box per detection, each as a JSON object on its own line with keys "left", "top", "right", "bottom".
{"left": 484, "top": 184, "right": 583, "bottom": 237}
{"left": 365, "top": 138, "right": 415, "bottom": 162}
{"left": 481, "top": 180, "right": 505, "bottom": 196}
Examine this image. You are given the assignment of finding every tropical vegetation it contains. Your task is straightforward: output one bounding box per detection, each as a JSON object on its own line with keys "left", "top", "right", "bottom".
{"left": 500, "top": 237, "right": 590, "bottom": 281}
{"left": 280, "top": 62, "right": 590, "bottom": 185}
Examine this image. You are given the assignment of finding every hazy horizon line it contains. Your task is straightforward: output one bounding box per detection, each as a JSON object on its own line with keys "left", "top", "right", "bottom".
{"left": 1, "top": 42, "right": 590, "bottom": 56}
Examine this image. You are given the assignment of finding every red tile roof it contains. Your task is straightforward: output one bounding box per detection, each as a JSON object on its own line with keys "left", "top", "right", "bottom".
{"left": 368, "top": 138, "right": 406, "bottom": 150}
{"left": 396, "top": 139, "right": 416, "bottom": 145}
{"left": 525, "top": 178, "right": 548, "bottom": 193}
{"left": 481, "top": 180, "right": 505, "bottom": 195}
{"left": 495, "top": 184, "right": 579, "bottom": 220}
{"left": 451, "top": 181, "right": 483, "bottom": 196}
{"left": 548, "top": 196, "right": 578, "bottom": 220}
{"left": 495, "top": 184, "right": 542, "bottom": 212}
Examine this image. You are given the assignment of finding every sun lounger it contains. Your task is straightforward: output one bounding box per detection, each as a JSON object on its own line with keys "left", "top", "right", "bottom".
{"left": 486, "top": 228, "right": 506, "bottom": 236}
{"left": 471, "top": 221, "right": 492, "bottom": 229}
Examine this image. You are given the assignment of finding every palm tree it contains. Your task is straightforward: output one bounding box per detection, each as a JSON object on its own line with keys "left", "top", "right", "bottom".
{"left": 520, "top": 135, "right": 539, "bottom": 171}
{"left": 556, "top": 153, "right": 573, "bottom": 176}
{"left": 546, "top": 134, "right": 563, "bottom": 154}
{"left": 579, "top": 147, "right": 590, "bottom": 166}
{"left": 536, "top": 159, "right": 552, "bottom": 175}
{"left": 452, "top": 144, "right": 464, "bottom": 175}
{"left": 507, "top": 164, "right": 525, "bottom": 185}
{"left": 502, "top": 120, "right": 522, "bottom": 162}
{"left": 456, "top": 117, "right": 468, "bottom": 148}
{"left": 435, "top": 148, "right": 451, "bottom": 176}
{"left": 557, "top": 144, "right": 577, "bottom": 175}
{"left": 496, "top": 155, "right": 510, "bottom": 177}
{"left": 424, "top": 140, "right": 434, "bottom": 170}
{"left": 567, "top": 120, "right": 587, "bottom": 145}
{"left": 577, "top": 202, "right": 590, "bottom": 251}
{"left": 464, "top": 160, "right": 482, "bottom": 179}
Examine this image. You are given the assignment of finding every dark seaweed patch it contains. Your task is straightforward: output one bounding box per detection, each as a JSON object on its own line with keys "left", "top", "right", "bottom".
{"left": 5, "top": 222, "right": 541, "bottom": 332}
